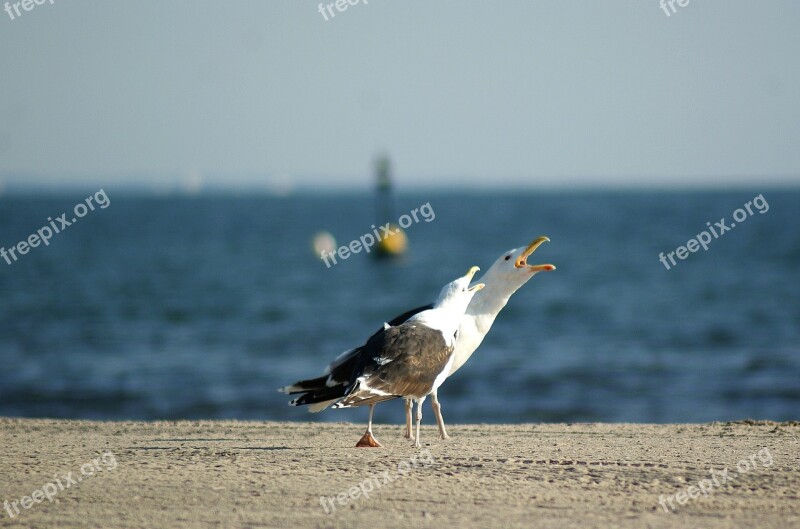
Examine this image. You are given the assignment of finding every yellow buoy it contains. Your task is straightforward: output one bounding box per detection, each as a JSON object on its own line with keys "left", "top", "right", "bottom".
{"left": 375, "top": 223, "right": 408, "bottom": 256}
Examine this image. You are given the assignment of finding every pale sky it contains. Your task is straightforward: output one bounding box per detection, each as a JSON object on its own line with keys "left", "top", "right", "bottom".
{"left": 0, "top": 0, "right": 799, "bottom": 190}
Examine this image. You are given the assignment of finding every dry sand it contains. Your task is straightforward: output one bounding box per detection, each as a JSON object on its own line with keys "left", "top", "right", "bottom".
{"left": 0, "top": 418, "right": 798, "bottom": 528}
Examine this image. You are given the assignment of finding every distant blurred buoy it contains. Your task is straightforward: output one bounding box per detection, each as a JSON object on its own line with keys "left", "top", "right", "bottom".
{"left": 375, "top": 223, "right": 408, "bottom": 256}
{"left": 312, "top": 231, "right": 337, "bottom": 259}
{"left": 373, "top": 154, "right": 408, "bottom": 259}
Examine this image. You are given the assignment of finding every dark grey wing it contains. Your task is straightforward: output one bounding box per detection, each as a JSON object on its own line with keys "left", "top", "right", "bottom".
{"left": 357, "top": 303, "right": 435, "bottom": 345}
{"left": 280, "top": 303, "right": 434, "bottom": 407}
{"left": 336, "top": 323, "right": 452, "bottom": 408}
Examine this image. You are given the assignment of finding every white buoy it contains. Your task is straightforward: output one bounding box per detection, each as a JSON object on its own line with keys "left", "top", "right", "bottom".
{"left": 312, "top": 231, "right": 337, "bottom": 259}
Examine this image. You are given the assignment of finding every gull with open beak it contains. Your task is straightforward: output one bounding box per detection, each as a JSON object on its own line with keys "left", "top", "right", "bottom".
{"left": 401, "top": 236, "right": 555, "bottom": 439}
{"left": 282, "top": 266, "right": 485, "bottom": 447}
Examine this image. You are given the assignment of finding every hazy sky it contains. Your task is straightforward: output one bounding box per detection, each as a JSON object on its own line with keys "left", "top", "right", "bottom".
{"left": 1, "top": 1, "right": 798, "bottom": 190}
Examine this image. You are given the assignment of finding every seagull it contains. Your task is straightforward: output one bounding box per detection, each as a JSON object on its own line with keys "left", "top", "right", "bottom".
{"left": 281, "top": 237, "right": 555, "bottom": 441}
{"left": 282, "top": 266, "right": 484, "bottom": 448}
{"left": 399, "top": 236, "right": 555, "bottom": 439}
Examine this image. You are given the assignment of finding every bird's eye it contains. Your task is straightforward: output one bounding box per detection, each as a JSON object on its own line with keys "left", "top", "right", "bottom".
{"left": 504, "top": 255, "right": 511, "bottom": 261}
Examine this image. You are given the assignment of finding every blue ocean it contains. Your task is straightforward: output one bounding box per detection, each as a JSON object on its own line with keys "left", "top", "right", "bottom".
{"left": 0, "top": 190, "right": 798, "bottom": 424}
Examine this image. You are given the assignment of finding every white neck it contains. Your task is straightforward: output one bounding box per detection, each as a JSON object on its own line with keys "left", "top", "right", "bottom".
{"left": 463, "top": 279, "right": 518, "bottom": 333}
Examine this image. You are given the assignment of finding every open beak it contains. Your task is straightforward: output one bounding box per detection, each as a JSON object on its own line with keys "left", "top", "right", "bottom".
{"left": 514, "top": 236, "right": 556, "bottom": 272}
{"left": 464, "top": 266, "right": 483, "bottom": 291}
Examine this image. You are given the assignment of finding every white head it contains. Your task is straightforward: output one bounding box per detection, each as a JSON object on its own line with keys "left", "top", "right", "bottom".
{"left": 470, "top": 237, "right": 556, "bottom": 312}
{"left": 410, "top": 266, "right": 485, "bottom": 339}
{"left": 442, "top": 238, "right": 556, "bottom": 376}
{"left": 434, "top": 265, "right": 486, "bottom": 315}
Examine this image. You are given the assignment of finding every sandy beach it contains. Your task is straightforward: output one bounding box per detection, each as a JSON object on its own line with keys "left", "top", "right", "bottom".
{"left": 0, "top": 418, "right": 798, "bottom": 528}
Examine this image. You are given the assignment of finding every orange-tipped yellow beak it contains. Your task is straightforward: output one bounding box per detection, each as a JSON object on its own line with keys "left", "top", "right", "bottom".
{"left": 469, "top": 283, "right": 485, "bottom": 292}
{"left": 514, "top": 236, "right": 556, "bottom": 272}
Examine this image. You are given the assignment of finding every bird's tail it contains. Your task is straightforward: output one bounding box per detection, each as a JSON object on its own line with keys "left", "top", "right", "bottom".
{"left": 278, "top": 375, "right": 329, "bottom": 395}
{"left": 287, "top": 385, "right": 349, "bottom": 413}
